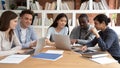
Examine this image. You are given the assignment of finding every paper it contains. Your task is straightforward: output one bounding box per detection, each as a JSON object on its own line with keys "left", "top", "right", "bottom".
{"left": 0, "top": 55, "right": 30, "bottom": 64}
{"left": 90, "top": 57, "right": 118, "bottom": 64}
{"left": 45, "top": 50, "right": 64, "bottom": 54}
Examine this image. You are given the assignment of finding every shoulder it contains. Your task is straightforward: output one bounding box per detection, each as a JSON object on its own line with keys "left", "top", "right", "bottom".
{"left": 72, "top": 26, "right": 80, "bottom": 30}
{"left": 48, "top": 27, "right": 55, "bottom": 31}
{"left": 0, "top": 31, "right": 4, "bottom": 36}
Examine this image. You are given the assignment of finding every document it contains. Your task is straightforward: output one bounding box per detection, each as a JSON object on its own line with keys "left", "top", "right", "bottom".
{"left": 33, "top": 52, "right": 63, "bottom": 61}
{"left": 45, "top": 50, "right": 64, "bottom": 54}
{"left": 90, "top": 57, "right": 118, "bottom": 64}
{"left": 0, "top": 55, "right": 30, "bottom": 64}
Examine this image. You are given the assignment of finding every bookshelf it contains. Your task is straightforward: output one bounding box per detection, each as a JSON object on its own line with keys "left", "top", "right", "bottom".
{"left": 0, "top": 0, "right": 120, "bottom": 38}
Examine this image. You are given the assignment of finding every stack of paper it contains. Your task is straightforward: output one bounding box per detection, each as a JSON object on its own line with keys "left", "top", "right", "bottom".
{"left": 33, "top": 50, "right": 64, "bottom": 61}
{"left": 0, "top": 55, "right": 30, "bottom": 64}
{"left": 90, "top": 57, "right": 118, "bottom": 64}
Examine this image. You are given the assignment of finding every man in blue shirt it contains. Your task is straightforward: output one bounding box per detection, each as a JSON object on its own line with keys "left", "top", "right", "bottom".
{"left": 15, "top": 9, "right": 37, "bottom": 48}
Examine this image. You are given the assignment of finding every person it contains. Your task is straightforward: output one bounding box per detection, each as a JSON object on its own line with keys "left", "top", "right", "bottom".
{"left": 0, "top": 11, "right": 24, "bottom": 56}
{"left": 70, "top": 14, "right": 95, "bottom": 45}
{"left": 81, "top": 14, "right": 120, "bottom": 63}
{"left": 15, "top": 9, "right": 37, "bottom": 48}
{"left": 46, "top": 13, "right": 69, "bottom": 46}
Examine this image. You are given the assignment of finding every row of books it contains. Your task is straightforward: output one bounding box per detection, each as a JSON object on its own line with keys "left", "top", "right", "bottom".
{"left": 80, "top": 0, "right": 109, "bottom": 10}
{"left": 32, "top": 14, "right": 73, "bottom": 26}
{"left": 0, "top": 0, "right": 27, "bottom": 10}
{"left": 30, "top": 1, "right": 74, "bottom": 10}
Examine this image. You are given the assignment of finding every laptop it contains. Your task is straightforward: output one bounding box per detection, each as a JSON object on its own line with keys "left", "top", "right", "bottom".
{"left": 23, "top": 37, "right": 45, "bottom": 55}
{"left": 54, "top": 34, "right": 95, "bottom": 53}
{"left": 54, "top": 34, "right": 72, "bottom": 50}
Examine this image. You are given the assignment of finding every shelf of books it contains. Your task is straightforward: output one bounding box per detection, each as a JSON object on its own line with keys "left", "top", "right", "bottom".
{"left": 1, "top": 0, "right": 120, "bottom": 37}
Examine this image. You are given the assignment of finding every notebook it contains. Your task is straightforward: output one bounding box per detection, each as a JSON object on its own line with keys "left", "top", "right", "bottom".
{"left": 33, "top": 53, "right": 63, "bottom": 61}
{"left": 81, "top": 51, "right": 108, "bottom": 58}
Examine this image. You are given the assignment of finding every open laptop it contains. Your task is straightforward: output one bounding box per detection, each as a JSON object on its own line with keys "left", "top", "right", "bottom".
{"left": 54, "top": 34, "right": 72, "bottom": 50}
{"left": 23, "top": 37, "right": 45, "bottom": 55}
{"left": 54, "top": 34, "right": 95, "bottom": 53}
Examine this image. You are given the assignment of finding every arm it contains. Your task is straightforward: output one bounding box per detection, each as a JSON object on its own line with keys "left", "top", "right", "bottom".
{"left": 0, "top": 33, "right": 21, "bottom": 56}
{"left": 77, "top": 33, "right": 95, "bottom": 44}
{"left": 45, "top": 27, "right": 55, "bottom": 46}
{"left": 21, "top": 27, "right": 37, "bottom": 48}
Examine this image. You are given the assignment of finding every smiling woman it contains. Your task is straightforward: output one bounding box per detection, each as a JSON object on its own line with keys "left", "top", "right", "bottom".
{"left": 0, "top": 11, "right": 24, "bottom": 56}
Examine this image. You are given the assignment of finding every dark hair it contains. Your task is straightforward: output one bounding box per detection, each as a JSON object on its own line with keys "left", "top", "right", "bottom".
{"left": 94, "top": 14, "right": 111, "bottom": 25}
{"left": 0, "top": 11, "right": 18, "bottom": 41}
{"left": 20, "top": 9, "right": 34, "bottom": 17}
{"left": 50, "top": 13, "right": 69, "bottom": 28}
{"left": 78, "top": 14, "right": 89, "bottom": 23}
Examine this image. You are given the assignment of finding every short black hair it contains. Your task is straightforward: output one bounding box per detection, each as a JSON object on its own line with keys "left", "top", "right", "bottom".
{"left": 20, "top": 9, "right": 34, "bottom": 17}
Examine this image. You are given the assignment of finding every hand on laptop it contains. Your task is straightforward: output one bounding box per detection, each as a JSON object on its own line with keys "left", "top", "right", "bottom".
{"left": 80, "top": 45, "right": 88, "bottom": 52}
{"left": 30, "top": 41, "right": 37, "bottom": 48}
{"left": 17, "top": 50, "right": 26, "bottom": 54}
{"left": 70, "top": 39, "right": 78, "bottom": 44}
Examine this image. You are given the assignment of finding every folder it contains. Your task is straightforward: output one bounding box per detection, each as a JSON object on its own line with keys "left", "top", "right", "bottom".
{"left": 33, "top": 53, "right": 63, "bottom": 61}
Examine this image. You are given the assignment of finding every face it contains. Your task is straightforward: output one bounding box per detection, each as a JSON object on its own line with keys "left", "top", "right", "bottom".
{"left": 20, "top": 14, "right": 33, "bottom": 28}
{"left": 79, "top": 17, "right": 89, "bottom": 29}
{"left": 94, "top": 20, "right": 103, "bottom": 30}
{"left": 57, "top": 17, "right": 67, "bottom": 29}
{"left": 9, "top": 17, "right": 18, "bottom": 29}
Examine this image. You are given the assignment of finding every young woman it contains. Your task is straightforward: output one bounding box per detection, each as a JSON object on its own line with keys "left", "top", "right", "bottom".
{"left": 46, "top": 13, "right": 69, "bottom": 46}
{"left": 0, "top": 11, "right": 24, "bottom": 56}
{"left": 81, "top": 14, "right": 120, "bottom": 63}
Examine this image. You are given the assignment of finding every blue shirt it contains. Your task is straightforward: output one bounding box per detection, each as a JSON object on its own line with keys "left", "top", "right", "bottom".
{"left": 15, "top": 23, "right": 37, "bottom": 48}
{"left": 86, "top": 27, "right": 120, "bottom": 57}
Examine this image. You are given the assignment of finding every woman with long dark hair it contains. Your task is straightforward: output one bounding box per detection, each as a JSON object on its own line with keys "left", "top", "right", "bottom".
{"left": 46, "top": 13, "right": 69, "bottom": 46}
{"left": 0, "top": 11, "right": 24, "bottom": 56}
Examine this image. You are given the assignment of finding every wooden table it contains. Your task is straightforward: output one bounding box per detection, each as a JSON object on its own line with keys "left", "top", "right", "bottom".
{"left": 0, "top": 47, "right": 120, "bottom": 68}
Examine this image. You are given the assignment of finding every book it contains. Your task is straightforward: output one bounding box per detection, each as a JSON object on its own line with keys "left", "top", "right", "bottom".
{"left": 33, "top": 53, "right": 63, "bottom": 61}
{"left": 81, "top": 51, "right": 108, "bottom": 58}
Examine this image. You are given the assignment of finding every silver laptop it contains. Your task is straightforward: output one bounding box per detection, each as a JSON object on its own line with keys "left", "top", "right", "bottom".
{"left": 23, "top": 37, "right": 45, "bottom": 55}
{"left": 54, "top": 34, "right": 72, "bottom": 50}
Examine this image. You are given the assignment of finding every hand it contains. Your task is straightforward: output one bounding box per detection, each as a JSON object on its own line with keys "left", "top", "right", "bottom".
{"left": 45, "top": 39, "right": 55, "bottom": 46}
{"left": 90, "top": 27, "right": 100, "bottom": 38}
{"left": 17, "top": 50, "right": 26, "bottom": 54}
{"left": 30, "top": 41, "right": 37, "bottom": 48}
{"left": 70, "top": 39, "right": 77, "bottom": 44}
{"left": 80, "top": 45, "right": 88, "bottom": 52}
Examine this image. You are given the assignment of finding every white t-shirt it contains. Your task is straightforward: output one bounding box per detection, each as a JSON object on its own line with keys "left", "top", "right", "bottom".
{"left": 46, "top": 27, "right": 68, "bottom": 41}
{"left": 20, "top": 28, "right": 27, "bottom": 43}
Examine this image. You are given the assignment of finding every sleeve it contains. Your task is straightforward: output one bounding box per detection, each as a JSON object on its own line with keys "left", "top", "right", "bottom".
{"left": 12, "top": 32, "right": 22, "bottom": 51}
{"left": 30, "top": 27, "right": 37, "bottom": 40}
{"left": 70, "top": 27, "right": 78, "bottom": 39}
{"left": 64, "top": 27, "right": 68, "bottom": 35}
{"left": 86, "top": 37, "right": 98, "bottom": 47}
{"left": 20, "top": 27, "right": 37, "bottom": 48}
{"left": 46, "top": 27, "right": 53, "bottom": 39}
{"left": 96, "top": 32, "right": 116, "bottom": 51}
{"left": 0, "top": 33, "right": 21, "bottom": 56}
{"left": 77, "top": 33, "right": 95, "bottom": 44}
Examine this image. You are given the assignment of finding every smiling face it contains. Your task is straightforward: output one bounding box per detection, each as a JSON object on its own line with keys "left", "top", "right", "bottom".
{"left": 79, "top": 17, "right": 89, "bottom": 29}
{"left": 20, "top": 14, "right": 33, "bottom": 29}
{"left": 57, "top": 17, "right": 67, "bottom": 29}
{"left": 9, "top": 17, "right": 18, "bottom": 29}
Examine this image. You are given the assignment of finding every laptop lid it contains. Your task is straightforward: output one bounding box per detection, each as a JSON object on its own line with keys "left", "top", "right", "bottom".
{"left": 33, "top": 37, "right": 45, "bottom": 55}
{"left": 54, "top": 34, "right": 71, "bottom": 50}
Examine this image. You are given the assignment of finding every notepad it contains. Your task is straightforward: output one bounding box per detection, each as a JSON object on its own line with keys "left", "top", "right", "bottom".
{"left": 33, "top": 53, "right": 63, "bottom": 61}
{"left": 0, "top": 55, "right": 30, "bottom": 64}
{"left": 90, "top": 57, "right": 118, "bottom": 64}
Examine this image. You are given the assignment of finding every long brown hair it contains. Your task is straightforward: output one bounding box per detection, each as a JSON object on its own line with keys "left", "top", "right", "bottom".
{"left": 0, "top": 11, "right": 18, "bottom": 41}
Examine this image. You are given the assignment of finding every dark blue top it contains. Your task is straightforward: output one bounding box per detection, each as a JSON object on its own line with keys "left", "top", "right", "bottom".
{"left": 86, "top": 27, "right": 120, "bottom": 57}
